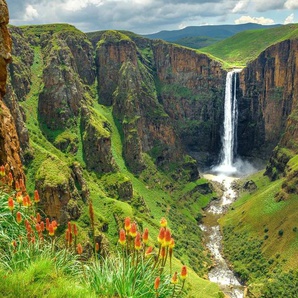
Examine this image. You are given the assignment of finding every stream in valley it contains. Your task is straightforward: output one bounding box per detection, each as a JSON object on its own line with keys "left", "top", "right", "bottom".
{"left": 201, "top": 173, "right": 245, "bottom": 298}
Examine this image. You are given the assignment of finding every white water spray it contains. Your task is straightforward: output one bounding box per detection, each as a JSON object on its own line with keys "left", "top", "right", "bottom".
{"left": 214, "top": 69, "right": 242, "bottom": 175}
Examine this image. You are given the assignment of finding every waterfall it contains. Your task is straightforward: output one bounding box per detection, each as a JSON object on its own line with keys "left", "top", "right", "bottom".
{"left": 214, "top": 69, "right": 242, "bottom": 175}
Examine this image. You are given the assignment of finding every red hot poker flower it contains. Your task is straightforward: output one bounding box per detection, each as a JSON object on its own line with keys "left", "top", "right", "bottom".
{"left": 157, "top": 227, "right": 165, "bottom": 244}
{"left": 8, "top": 197, "right": 14, "bottom": 211}
{"left": 15, "top": 181, "right": 20, "bottom": 191}
{"left": 160, "top": 217, "right": 167, "bottom": 227}
{"left": 16, "top": 211, "right": 22, "bottom": 224}
{"left": 73, "top": 223, "right": 78, "bottom": 236}
{"left": 34, "top": 190, "right": 40, "bottom": 203}
{"left": 77, "top": 243, "right": 83, "bottom": 254}
{"left": 134, "top": 232, "right": 142, "bottom": 250}
{"left": 154, "top": 277, "right": 160, "bottom": 290}
{"left": 145, "top": 246, "right": 153, "bottom": 257}
{"left": 119, "top": 229, "right": 126, "bottom": 246}
{"left": 124, "top": 217, "right": 131, "bottom": 232}
{"left": 171, "top": 271, "right": 178, "bottom": 284}
{"left": 36, "top": 213, "right": 41, "bottom": 223}
{"left": 142, "top": 228, "right": 149, "bottom": 244}
{"left": 48, "top": 223, "right": 55, "bottom": 236}
{"left": 165, "top": 229, "right": 171, "bottom": 246}
{"left": 181, "top": 265, "right": 187, "bottom": 280}
{"left": 129, "top": 222, "right": 137, "bottom": 238}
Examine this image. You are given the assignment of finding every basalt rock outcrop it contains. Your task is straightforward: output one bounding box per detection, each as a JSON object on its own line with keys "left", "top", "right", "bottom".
{"left": 238, "top": 39, "right": 298, "bottom": 176}
{"left": 95, "top": 31, "right": 226, "bottom": 171}
{"left": 38, "top": 28, "right": 95, "bottom": 130}
{"left": 0, "top": 0, "right": 24, "bottom": 179}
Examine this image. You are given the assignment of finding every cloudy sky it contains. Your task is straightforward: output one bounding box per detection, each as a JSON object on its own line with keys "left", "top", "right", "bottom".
{"left": 6, "top": 0, "right": 298, "bottom": 34}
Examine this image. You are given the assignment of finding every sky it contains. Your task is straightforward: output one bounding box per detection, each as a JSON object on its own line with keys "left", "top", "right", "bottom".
{"left": 6, "top": 0, "right": 298, "bottom": 34}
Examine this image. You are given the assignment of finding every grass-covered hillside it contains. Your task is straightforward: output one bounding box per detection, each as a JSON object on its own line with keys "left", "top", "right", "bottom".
{"left": 4, "top": 24, "right": 224, "bottom": 297}
{"left": 220, "top": 153, "right": 298, "bottom": 297}
{"left": 200, "top": 23, "right": 298, "bottom": 67}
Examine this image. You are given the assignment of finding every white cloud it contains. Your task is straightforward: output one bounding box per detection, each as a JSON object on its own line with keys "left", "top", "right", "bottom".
{"left": 24, "top": 4, "right": 39, "bottom": 21}
{"left": 285, "top": 0, "right": 298, "bottom": 9}
{"left": 284, "top": 13, "right": 295, "bottom": 24}
{"left": 63, "top": 0, "right": 103, "bottom": 11}
{"left": 255, "top": 0, "right": 285, "bottom": 12}
{"left": 234, "top": 15, "right": 275, "bottom": 25}
{"left": 232, "top": 0, "right": 249, "bottom": 13}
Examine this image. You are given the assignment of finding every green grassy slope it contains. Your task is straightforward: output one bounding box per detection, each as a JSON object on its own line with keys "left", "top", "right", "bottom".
{"left": 200, "top": 23, "right": 298, "bottom": 67}
{"left": 14, "top": 24, "right": 222, "bottom": 297}
{"left": 220, "top": 157, "right": 298, "bottom": 296}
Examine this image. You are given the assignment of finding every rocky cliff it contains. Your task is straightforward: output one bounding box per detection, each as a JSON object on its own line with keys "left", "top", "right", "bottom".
{"left": 0, "top": 0, "right": 24, "bottom": 179}
{"left": 238, "top": 39, "right": 298, "bottom": 175}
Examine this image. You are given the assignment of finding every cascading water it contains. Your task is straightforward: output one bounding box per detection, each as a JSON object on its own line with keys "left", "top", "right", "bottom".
{"left": 201, "top": 69, "right": 246, "bottom": 297}
{"left": 214, "top": 69, "right": 242, "bottom": 175}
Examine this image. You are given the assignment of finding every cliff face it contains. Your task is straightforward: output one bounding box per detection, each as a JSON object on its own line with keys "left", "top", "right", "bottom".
{"left": 0, "top": 0, "right": 24, "bottom": 179}
{"left": 238, "top": 40, "right": 298, "bottom": 161}
{"left": 96, "top": 32, "right": 184, "bottom": 172}
{"left": 95, "top": 32, "right": 226, "bottom": 170}
{"left": 152, "top": 41, "right": 226, "bottom": 164}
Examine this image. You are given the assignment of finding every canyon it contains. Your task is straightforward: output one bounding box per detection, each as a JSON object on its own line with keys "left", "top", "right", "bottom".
{"left": 1, "top": 2, "right": 298, "bottom": 295}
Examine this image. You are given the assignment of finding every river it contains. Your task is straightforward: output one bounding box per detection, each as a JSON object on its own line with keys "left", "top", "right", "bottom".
{"left": 201, "top": 173, "right": 245, "bottom": 298}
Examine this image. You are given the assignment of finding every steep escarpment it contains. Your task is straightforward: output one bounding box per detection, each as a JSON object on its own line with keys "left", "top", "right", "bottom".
{"left": 96, "top": 31, "right": 183, "bottom": 172}
{"left": 238, "top": 39, "right": 298, "bottom": 174}
{"left": 95, "top": 31, "right": 226, "bottom": 170}
{"left": 152, "top": 41, "right": 226, "bottom": 165}
{"left": 0, "top": 0, "right": 24, "bottom": 179}
{"left": 38, "top": 28, "right": 94, "bottom": 130}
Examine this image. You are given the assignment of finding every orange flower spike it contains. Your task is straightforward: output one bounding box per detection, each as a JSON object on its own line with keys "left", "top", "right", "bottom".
{"left": 16, "top": 211, "right": 22, "bottom": 224}
{"left": 165, "top": 228, "right": 171, "bottom": 246}
{"left": 119, "top": 229, "right": 126, "bottom": 246}
{"left": 145, "top": 246, "right": 153, "bottom": 257}
{"left": 34, "top": 190, "right": 40, "bottom": 203}
{"left": 24, "top": 219, "right": 29, "bottom": 230}
{"left": 8, "top": 197, "right": 14, "bottom": 211}
{"left": 8, "top": 172, "right": 13, "bottom": 186}
{"left": 124, "top": 217, "right": 131, "bottom": 232}
{"left": 154, "top": 277, "right": 160, "bottom": 291}
{"left": 35, "top": 223, "right": 41, "bottom": 233}
{"left": 95, "top": 242, "right": 100, "bottom": 252}
{"left": 181, "top": 265, "right": 188, "bottom": 280}
{"left": 160, "top": 217, "right": 167, "bottom": 227}
{"left": 171, "top": 272, "right": 178, "bottom": 284}
{"left": 77, "top": 243, "right": 83, "bottom": 255}
{"left": 22, "top": 195, "right": 29, "bottom": 208}
{"left": 157, "top": 227, "right": 165, "bottom": 245}
{"left": 69, "top": 232, "right": 73, "bottom": 244}
{"left": 142, "top": 228, "right": 149, "bottom": 244}
{"left": 15, "top": 180, "right": 20, "bottom": 191}
{"left": 67, "top": 221, "right": 72, "bottom": 233}
{"left": 129, "top": 222, "right": 137, "bottom": 238}
{"left": 40, "top": 221, "right": 45, "bottom": 232}
{"left": 48, "top": 223, "right": 55, "bottom": 236}
{"left": 169, "top": 238, "right": 175, "bottom": 248}
{"left": 65, "top": 230, "right": 70, "bottom": 242}
{"left": 36, "top": 213, "right": 41, "bottom": 223}
{"left": 73, "top": 223, "right": 78, "bottom": 236}
{"left": 19, "top": 178, "right": 25, "bottom": 191}
{"left": 134, "top": 232, "right": 142, "bottom": 251}
{"left": 16, "top": 192, "right": 23, "bottom": 204}
{"left": 52, "top": 220, "right": 58, "bottom": 231}
{"left": 46, "top": 218, "right": 50, "bottom": 231}
{"left": 0, "top": 165, "right": 5, "bottom": 177}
